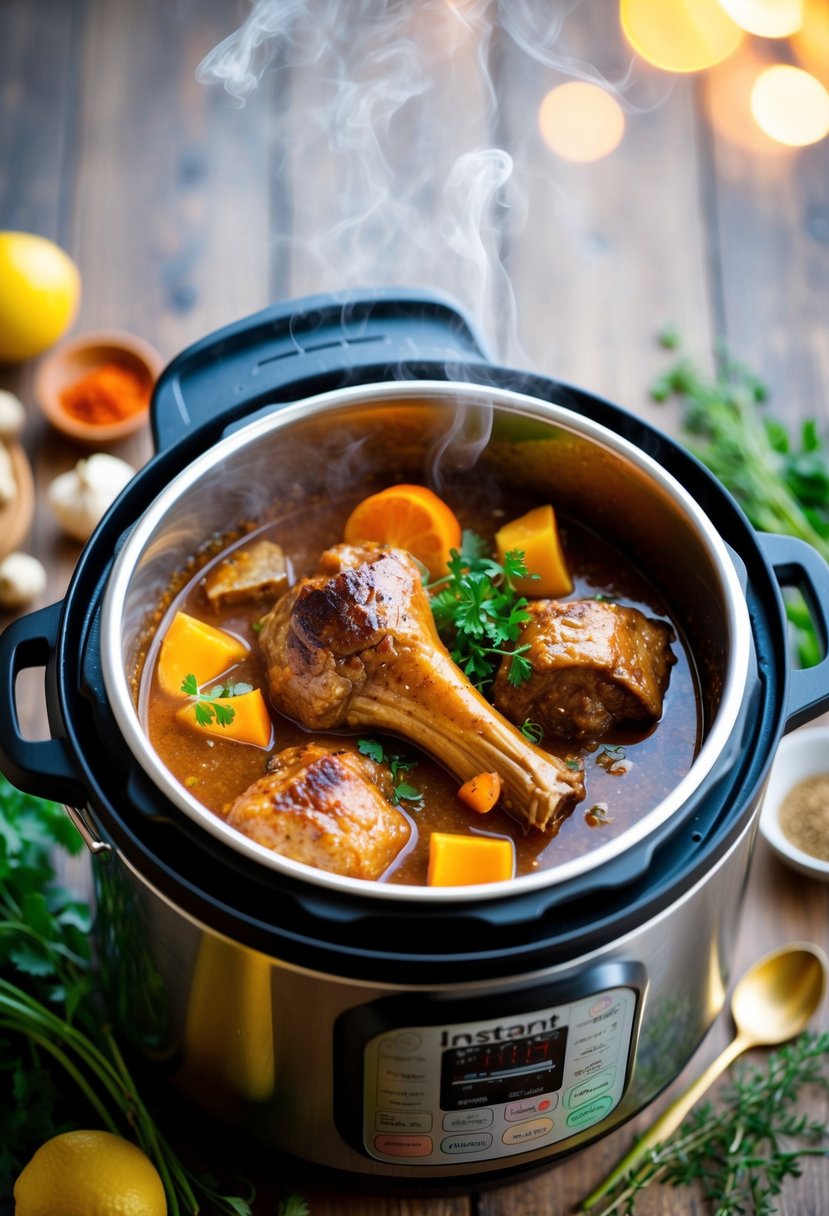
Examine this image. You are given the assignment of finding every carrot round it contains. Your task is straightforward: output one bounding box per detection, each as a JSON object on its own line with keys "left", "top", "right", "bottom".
{"left": 458, "top": 771, "right": 502, "bottom": 814}
{"left": 343, "top": 483, "right": 461, "bottom": 580}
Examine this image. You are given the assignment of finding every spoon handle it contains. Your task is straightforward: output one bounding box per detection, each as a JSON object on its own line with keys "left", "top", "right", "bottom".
{"left": 580, "top": 1032, "right": 752, "bottom": 1211}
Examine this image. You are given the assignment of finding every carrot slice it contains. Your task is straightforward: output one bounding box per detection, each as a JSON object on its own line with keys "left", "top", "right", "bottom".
{"left": 495, "top": 504, "right": 573, "bottom": 598}
{"left": 157, "top": 611, "right": 248, "bottom": 696}
{"left": 343, "top": 483, "right": 461, "bottom": 580}
{"left": 176, "top": 688, "right": 273, "bottom": 748}
{"left": 427, "top": 832, "right": 515, "bottom": 886}
{"left": 458, "top": 771, "right": 502, "bottom": 814}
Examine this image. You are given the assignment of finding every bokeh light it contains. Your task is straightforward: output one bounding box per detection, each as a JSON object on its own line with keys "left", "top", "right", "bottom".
{"left": 718, "top": 0, "right": 803, "bottom": 39}
{"left": 620, "top": 0, "right": 743, "bottom": 73}
{"left": 705, "top": 45, "right": 793, "bottom": 153}
{"left": 750, "top": 63, "right": 829, "bottom": 145}
{"left": 792, "top": 0, "right": 829, "bottom": 85}
{"left": 538, "top": 82, "right": 626, "bottom": 163}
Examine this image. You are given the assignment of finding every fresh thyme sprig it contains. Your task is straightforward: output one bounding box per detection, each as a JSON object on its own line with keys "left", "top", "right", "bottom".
{"left": 180, "top": 673, "right": 253, "bottom": 727}
{"left": 429, "top": 530, "right": 536, "bottom": 691}
{"left": 583, "top": 1031, "right": 829, "bottom": 1216}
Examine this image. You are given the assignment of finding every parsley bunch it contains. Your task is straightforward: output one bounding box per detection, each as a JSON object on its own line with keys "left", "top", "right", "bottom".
{"left": 429, "top": 530, "right": 536, "bottom": 690}
{"left": 0, "top": 774, "right": 261, "bottom": 1214}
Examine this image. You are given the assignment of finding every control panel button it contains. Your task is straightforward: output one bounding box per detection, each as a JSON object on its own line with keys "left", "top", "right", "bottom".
{"left": 373, "top": 1134, "right": 433, "bottom": 1157}
{"left": 501, "top": 1117, "right": 554, "bottom": 1146}
{"left": 565, "top": 1067, "right": 616, "bottom": 1109}
{"left": 376, "top": 1110, "right": 432, "bottom": 1133}
{"left": 505, "top": 1094, "right": 558, "bottom": 1121}
{"left": 565, "top": 1094, "right": 614, "bottom": 1130}
{"left": 441, "top": 1132, "right": 494, "bottom": 1155}
{"left": 443, "top": 1109, "right": 494, "bottom": 1131}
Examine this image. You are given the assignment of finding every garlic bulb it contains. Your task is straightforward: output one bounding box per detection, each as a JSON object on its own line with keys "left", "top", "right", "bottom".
{"left": 0, "top": 390, "right": 25, "bottom": 441}
{"left": 0, "top": 552, "right": 47, "bottom": 609}
{"left": 0, "top": 442, "right": 16, "bottom": 506}
{"left": 47, "top": 452, "right": 135, "bottom": 542}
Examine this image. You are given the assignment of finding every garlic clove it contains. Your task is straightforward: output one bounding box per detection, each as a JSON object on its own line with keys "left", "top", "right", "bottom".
{"left": 0, "top": 442, "right": 17, "bottom": 506}
{"left": 0, "top": 390, "right": 26, "bottom": 442}
{"left": 47, "top": 452, "right": 135, "bottom": 542}
{"left": 0, "top": 552, "right": 47, "bottom": 609}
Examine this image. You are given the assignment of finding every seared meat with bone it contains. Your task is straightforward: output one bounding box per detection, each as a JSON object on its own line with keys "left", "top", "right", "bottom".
{"left": 226, "top": 742, "right": 410, "bottom": 879}
{"left": 259, "top": 544, "right": 583, "bottom": 832}
{"left": 493, "top": 599, "right": 675, "bottom": 741}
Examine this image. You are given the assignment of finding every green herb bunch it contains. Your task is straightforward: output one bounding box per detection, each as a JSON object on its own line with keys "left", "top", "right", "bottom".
{"left": 0, "top": 775, "right": 262, "bottom": 1214}
{"left": 429, "top": 530, "right": 536, "bottom": 690}
{"left": 584, "top": 1031, "right": 829, "bottom": 1216}
{"left": 357, "top": 738, "right": 423, "bottom": 807}
{"left": 653, "top": 337, "right": 829, "bottom": 665}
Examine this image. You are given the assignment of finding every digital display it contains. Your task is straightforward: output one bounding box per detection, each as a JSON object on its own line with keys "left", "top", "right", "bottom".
{"left": 440, "top": 1027, "right": 568, "bottom": 1109}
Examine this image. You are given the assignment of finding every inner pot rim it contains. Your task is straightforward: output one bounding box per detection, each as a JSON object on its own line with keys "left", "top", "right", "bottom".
{"left": 100, "top": 380, "right": 752, "bottom": 903}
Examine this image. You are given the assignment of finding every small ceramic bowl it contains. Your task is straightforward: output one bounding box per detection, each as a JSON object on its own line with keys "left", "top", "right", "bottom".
{"left": 759, "top": 725, "right": 829, "bottom": 882}
{"left": 34, "top": 329, "right": 164, "bottom": 444}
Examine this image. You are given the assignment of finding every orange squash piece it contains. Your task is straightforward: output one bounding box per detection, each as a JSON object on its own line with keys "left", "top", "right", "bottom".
{"left": 427, "top": 832, "right": 515, "bottom": 886}
{"left": 495, "top": 504, "right": 573, "bottom": 598}
{"left": 176, "top": 688, "right": 273, "bottom": 748}
{"left": 458, "top": 771, "right": 502, "bottom": 814}
{"left": 343, "top": 483, "right": 462, "bottom": 580}
{"left": 157, "top": 611, "right": 248, "bottom": 695}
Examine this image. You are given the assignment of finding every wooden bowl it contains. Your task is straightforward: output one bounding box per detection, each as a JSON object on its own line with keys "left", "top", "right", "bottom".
{"left": 0, "top": 442, "right": 35, "bottom": 559}
{"left": 34, "top": 329, "right": 164, "bottom": 444}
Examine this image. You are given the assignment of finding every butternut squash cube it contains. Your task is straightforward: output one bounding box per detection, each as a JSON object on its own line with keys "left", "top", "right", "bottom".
{"left": 427, "top": 832, "right": 515, "bottom": 886}
{"left": 495, "top": 504, "right": 573, "bottom": 598}
{"left": 176, "top": 688, "right": 273, "bottom": 748}
{"left": 157, "top": 611, "right": 248, "bottom": 695}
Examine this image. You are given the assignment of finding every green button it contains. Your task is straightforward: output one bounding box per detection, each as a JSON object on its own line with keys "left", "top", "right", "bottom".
{"left": 565, "top": 1094, "right": 614, "bottom": 1130}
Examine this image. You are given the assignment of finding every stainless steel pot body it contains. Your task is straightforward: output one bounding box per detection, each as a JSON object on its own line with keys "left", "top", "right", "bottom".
{"left": 94, "top": 807, "right": 757, "bottom": 1180}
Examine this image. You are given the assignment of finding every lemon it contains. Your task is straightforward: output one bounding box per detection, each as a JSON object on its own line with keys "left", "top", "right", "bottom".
{"left": 0, "top": 231, "right": 81, "bottom": 362}
{"left": 13, "top": 1129, "right": 167, "bottom": 1216}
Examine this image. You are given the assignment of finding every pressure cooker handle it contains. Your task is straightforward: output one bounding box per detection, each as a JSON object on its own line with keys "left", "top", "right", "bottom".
{"left": 151, "top": 287, "right": 491, "bottom": 452}
{"left": 759, "top": 531, "right": 829, "bottom": 732}
{"left": 0, "top": 602, "right": 86, "bottom": 802}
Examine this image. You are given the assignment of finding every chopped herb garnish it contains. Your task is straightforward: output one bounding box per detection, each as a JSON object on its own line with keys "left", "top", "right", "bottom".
{"left": 520, "top": 719, "right": 544, "bottom": 745}
{"left": 596, "top": 745, "right": 629, "bottom": 775}
{"left": 179, "top": 672, "right": 250, "bottom": 728}
{"left": 585, "top": 803, "right": 613, "bottom": 827}
{"left": 358, "top": 738, "right": 423, "bottom": 808}
{"left": 429, "top": 532, "right": 536, "bottom": 691}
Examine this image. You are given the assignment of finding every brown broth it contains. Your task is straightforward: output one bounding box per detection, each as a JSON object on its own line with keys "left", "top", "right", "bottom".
{"left": 140, "top": 493, "right": 701, "bottom": 885}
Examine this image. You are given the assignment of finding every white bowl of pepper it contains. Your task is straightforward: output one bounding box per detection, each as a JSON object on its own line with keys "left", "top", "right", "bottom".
{"left": 760, "top": 725, "right": 829, "bottom": 882}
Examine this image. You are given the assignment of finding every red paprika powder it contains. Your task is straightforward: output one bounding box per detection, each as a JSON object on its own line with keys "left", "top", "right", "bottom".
{"left": 60, "top": 362, "right": 151, "bottom": 426}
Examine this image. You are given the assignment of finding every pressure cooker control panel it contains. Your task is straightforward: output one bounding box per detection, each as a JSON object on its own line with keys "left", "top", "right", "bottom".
{"left": 335, "top": 964, "right": 642, "bottom": 1167}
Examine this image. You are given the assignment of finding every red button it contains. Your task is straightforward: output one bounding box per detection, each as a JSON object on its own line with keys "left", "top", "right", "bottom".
{"left": 538, "top": 1099, "right": 551, "bottom": 1111}
{"left": 374, "top": 1134, "right": 433, "bottom": 1158}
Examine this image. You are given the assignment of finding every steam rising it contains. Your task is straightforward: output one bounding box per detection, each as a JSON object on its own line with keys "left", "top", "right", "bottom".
{"left": 197, "top": 1, "right": 662, "bottom": 365}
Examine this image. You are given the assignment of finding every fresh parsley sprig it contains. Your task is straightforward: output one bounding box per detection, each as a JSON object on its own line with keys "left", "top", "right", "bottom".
{"left": 180, "top": 673, "right": 253, "bottom": 727}
{"left": 582, "top": 1031, "right": 829, "bottom": 1216}
{"left": 429, "top": 530, "right": 536, "bottom": 690}
{"left": 357, "top": 738, "right": 423, "bottom": 807}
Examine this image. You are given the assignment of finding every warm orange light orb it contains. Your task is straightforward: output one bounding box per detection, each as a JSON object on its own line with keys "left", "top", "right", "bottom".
{"left": 620, "top": 0, "right": 743, "bottom": 72}
{"left": 538, "top": 82, "right": 626, "bottom": 163}
{"left": 751, "top": 63, "right": 829, "bottom": 145}
{"left": 792, "top": 0, "right": 829, "bottom": 85}
{"left": 718, "top": 0, "right": 803, "bottom": 39}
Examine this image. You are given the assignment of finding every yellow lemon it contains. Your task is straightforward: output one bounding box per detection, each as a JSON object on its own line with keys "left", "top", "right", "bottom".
{"left": 13, "top": 1129, "right": 167, "bottom": 1216}
{"left": 0, "top": 231, "right": 81, "bottom": 362}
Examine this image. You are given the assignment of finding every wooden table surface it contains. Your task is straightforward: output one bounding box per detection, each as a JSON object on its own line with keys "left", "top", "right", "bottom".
{"left": 2, "top": 2, "right": 828, "bottom": 1213}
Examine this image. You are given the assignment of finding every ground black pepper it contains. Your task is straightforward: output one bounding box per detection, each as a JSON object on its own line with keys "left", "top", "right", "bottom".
{"left": 779, "top": 774, "right": 829, "bottom": 861}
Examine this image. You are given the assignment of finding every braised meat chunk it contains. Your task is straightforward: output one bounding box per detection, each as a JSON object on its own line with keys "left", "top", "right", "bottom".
{"left": 259, "top": 543, "right": 583, "bottom": 832}
{"left": 226, "top": 742, "right": 409, "bottom": 879}
{"left": 493, "top": 599, "right": 676, "bottom": 741}
{"left": 204, "top": 540, "right": 289, "bottom": 607}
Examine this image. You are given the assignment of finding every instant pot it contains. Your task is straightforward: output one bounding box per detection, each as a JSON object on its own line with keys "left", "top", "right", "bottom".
{"left": 3, "top": 289, "right": 829, "bottom": 1185}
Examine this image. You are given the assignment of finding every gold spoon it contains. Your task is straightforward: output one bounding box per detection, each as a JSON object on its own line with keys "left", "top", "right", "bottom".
{"left": 581, "top": 941, "right": 828, "bottom": 1212}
